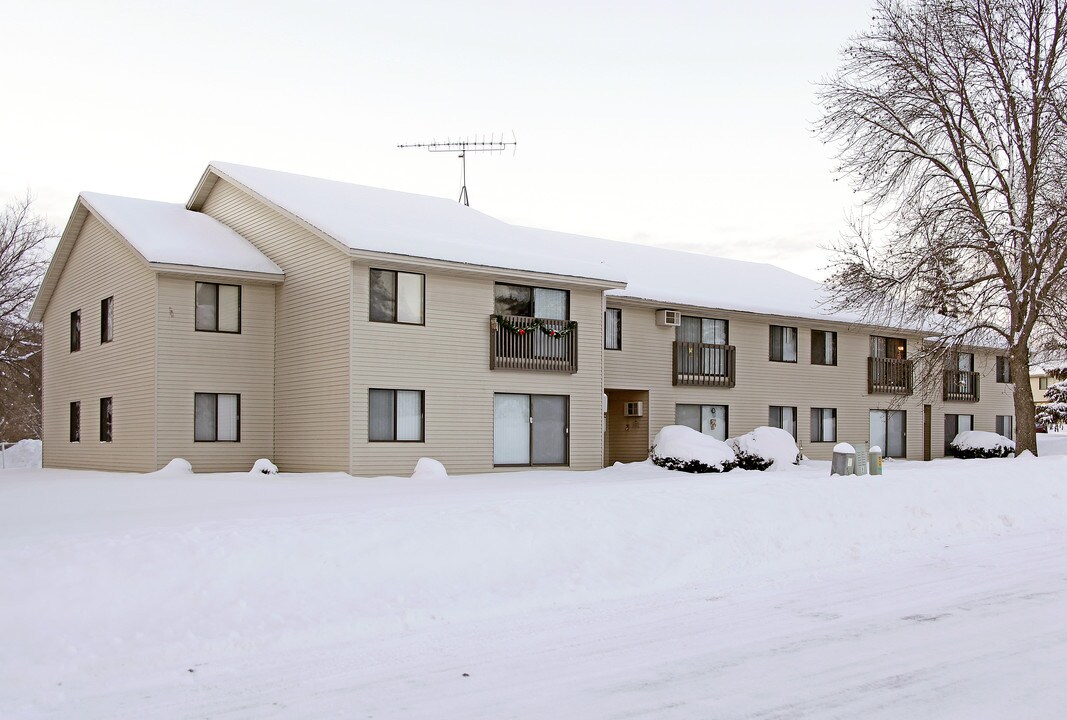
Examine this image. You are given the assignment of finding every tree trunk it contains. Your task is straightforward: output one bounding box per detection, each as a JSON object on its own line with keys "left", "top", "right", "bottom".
{"left": 1011, "top": 351, "right": 1038, "bottom": 457}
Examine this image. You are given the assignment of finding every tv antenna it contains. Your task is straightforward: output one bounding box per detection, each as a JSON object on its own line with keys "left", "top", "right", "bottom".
{"left": 398, "top": 133, "right": 517, "bottom": 206}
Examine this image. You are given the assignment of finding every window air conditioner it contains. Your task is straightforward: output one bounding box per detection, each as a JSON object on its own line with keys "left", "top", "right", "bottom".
{"left": 656, "top": 309, "right": 681, "bottom": 327}
{"left": 624, "top": 401, "right": 644, "bottom": 417}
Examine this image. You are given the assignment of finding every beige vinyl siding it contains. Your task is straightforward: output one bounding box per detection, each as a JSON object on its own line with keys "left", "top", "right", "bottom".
{"left": 154, "top": 276, "right": 275, "bottom": 470}
{"left": 934, "top": 350, "right": 1017, "bottom": 450}
{"left": 350, "top": 263, "right": 606, "bottom": 475}
{"left": 605, "top": 301, "right": 1016, "bottom": 461}
{"left": 199, "top": 179, "right": 350, "bottom": 471}
{"left": 40, "top": 215, "right": 156, "bottom": 471}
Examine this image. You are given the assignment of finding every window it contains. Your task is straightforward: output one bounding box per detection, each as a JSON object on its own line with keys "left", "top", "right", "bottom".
{"left": 953, "top": 351, "right": 974, "bottom": 372}
{"left": 811, "top": 329, "right": 838, "bottom": 366}
{"left": 870, "top": 335, "right": 907, "bottom": 359}
{"left": 676, "top": 316, "right": 730, "bottom": 377}
{"left": 810, "top": 408, "right": 837, "bottom": 442}
{"left": 996, "top": 415, "right": 1014, "bottom": 440}
{"left": 69, "top": 401, "right": 80, "bottom": 443}
{"left": 494, "top": 283, "right": 568, "bottom": 319}
{"left": 676, "top": 404, "right": 728, "bottom": 441}
{"left": 368, "top": 389, "right": 424, "bottom": 442}
{"left": 370, "top": 269, "right": 424, "bottom": 324}
{"left": 995, "top": 356, "right": 1012, "bottom": 383}
{"left": 100, "top": 296, "right": 114, "bottom": 343}
{"left": 605, "top": 307, "right": 622, "bottom": 350}
{"left": 870, "top": 409, "right": 906, "bottom": 458}
{"left": 1039, "top": 376, "right": 1049, "bottom": 390}
{"left": 194, "top": 393, "right": 240, "bottom": 442}
{"left": 494, "top": 393, "right": 568, "bottom": 466}
{"left": 769, "top": 406, "right": 798, "bottom": 439}
{"left": 944, "top": 413, "right": 974, "bottom": 453}
{"left": 99, "top": 397, "right": 113, "bottom": 443}
{"left": 195, "top": 282, "right": 241, "bottom": 333}
{"left": 769, "top": 325, "right": 798, "bottom": 362}
{"left": 70, "top": 310, "right": 81, "bottom": 352}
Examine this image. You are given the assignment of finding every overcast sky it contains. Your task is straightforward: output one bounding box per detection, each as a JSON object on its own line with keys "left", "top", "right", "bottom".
{"left": 3, "top": 0, "right": 875, "bottom": 281}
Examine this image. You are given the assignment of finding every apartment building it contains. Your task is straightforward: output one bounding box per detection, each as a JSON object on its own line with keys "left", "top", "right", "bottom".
{"left": 29, "top": 162, "right": 1018, "bottom": 474}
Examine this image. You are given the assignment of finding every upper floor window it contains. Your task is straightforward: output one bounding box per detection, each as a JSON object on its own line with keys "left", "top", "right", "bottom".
{"left": 495, "top": 283, "right": 568, "bottom": 320}
{"left": 995, "top": 356, "right": 1012, "bottom": 383}
{"left": 677, "top": 316, "right": 728, "bottom": 345}
{"left": 99, "top": 397, "right": 113, "bottom": 443}
{"left": 605, "top": 307, "right": 622, "bottom": 350}
{"left": 370, "top": 269, "right": 424, "bottom": 324}
{"left": 769, "top": 325, "right": 798, "bottom": 362}
{"left": 871, "top": 335, "right": 907, "bottom": 359}
{"left": 953, "top": 351, "right": 974, "bottom": 372}
{"left": 195, "top": 282, "right": 241, "bottom": 333}
{"left": 194, "top": 392, "right": 240, "bottom": 442}
{"left": 811, "top": 329, "right": 837, "bottom": 366}
{"left": 100, "top": 297, "right": 114, "bottom": 344}
{"left": 70, "top": 310, "right": 81, "bottom": 352}
{"left": 1039, "top": 376, "right": 1049, "bottom": 390}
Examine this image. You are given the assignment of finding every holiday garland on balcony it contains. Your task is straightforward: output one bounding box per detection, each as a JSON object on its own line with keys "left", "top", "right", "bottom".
{"left": 492, "top": 315, "right": 578, "bottom": 338}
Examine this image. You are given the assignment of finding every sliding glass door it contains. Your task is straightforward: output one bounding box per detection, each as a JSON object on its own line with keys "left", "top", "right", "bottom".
{"left": 494, "top": 393, "right": 569, "bottom": 466}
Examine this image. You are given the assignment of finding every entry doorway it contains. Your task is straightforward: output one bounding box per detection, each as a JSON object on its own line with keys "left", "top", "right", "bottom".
{"left": 604, "top": 389, "right": 650, "bottom": 466}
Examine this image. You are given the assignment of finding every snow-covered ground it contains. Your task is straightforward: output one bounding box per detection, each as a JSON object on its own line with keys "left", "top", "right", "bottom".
{"left": 2, "top": 437, "right": 1066, "bottom": 719}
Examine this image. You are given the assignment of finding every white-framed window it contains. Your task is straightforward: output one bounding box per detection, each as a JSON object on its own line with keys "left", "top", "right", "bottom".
{"left": 494, "top": 393, "right": 568, "bottom": 466}
{"left": 769, "top": 405, "right": 798, "bottom": 439}
{"left": 811, "top": 329, "right": 837, "bottom": 366}
{"left": 605, "top": 307, "right": 622, "bottom": 350}
{"left": 100, "top": 296, "right": 114, "bottom": 343}
{"left": 675, "top": 404, "right": 728, "bottom": 441}
{"left": 944, "top": 413, "right": 974, "bottom": 453}
{"left": 810, "top": 408, "right": 837, "bottom": 442}
{"left": 996, "top": 415, "right": 1014, "bottom": 440}
{"left": 195, "top": 282, "right": 241, "bottom": 333}
{"left": 1039, "top": 376, "right": 1049, "bottom": 390}
{"left": 871, "top": 409, "right": 906, "bottom": 458}
{"left": 769, "top": 325, "right": 798, "bottom": 363}
{"left": 194, "top": 393, "right": 240, "bottom": 442}
{"left": 370, "top": 269, "right": 424, "bottom": 324}
{"left": 369, "top": 389, "right": 424, "bottom": 442}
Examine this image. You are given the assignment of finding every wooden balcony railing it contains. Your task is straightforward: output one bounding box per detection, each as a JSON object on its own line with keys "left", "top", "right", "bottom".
{"left": 943, "top": 369, "right": 980, "bottom": 402}
{"left": 490, "top": 315, "right": 578, "bottom": 373}
{"left": 868, "top": 356, "right": 914, "bottom": 394}
{"left": 673, "top": 341, "right": 736, "bottom": 387}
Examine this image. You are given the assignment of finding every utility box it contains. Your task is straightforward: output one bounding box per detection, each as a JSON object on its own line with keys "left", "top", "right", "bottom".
{"left": 831, "top": 443, "right": 856, "bottom": 476}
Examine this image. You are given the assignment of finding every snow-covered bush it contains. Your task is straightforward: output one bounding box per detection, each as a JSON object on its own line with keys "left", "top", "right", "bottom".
{"left": 151, "top": 458, "right": 193, "bottom": 474}
{"left": 728, "top": 426, "right": 801, "bottom": 470}
{"left": 948, "top": 430, "right": 1015, "bottom": 459}
{"left": 411, "top": 457, "right": 447, "bottom": 479}
{"left": 0, "top": 439, "right": 42, "bottom": 469}
{"left": 250, "top": 458, "right": 279, "bottom": 475}
{"left": 650, "top": 425, "right": 736, "bottom": 473}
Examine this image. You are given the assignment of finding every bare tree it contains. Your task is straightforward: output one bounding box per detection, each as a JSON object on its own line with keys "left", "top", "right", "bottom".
{"left": 0, "top": 194, "right": 54, "bottom": 441}
{"left": 818, "top": 0, "right": 1067, "bottom": 455}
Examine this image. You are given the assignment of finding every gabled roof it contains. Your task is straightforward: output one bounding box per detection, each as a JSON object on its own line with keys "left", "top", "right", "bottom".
{"left": 29, "top": 193, "right": 283, "bottom": 323}
{"left": 194, "top": 162, "right": 853, "bottom": 323}
{"left": 192, "top": 161, "right": 627, "bottom": 286}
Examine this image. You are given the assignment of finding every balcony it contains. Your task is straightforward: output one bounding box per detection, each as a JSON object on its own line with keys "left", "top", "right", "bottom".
{"left": 868, "top": 357, "right": 914, "bottom": 394}
{"left": 489, "top": 315, "right": 578, "bottom": 373}
{"left": 673, "top": 341, "right": 736, "bottom": 387}
{"left": 943, "top": 369, "right": 980, "bottom": 402}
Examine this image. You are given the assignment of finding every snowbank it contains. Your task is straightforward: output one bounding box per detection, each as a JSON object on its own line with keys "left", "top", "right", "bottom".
{"left": 0, "top": 439, "right": 41, "bottom": 469}
{"left": 411, "top": 457, "right": 447, "bottom": 479}
{"left": 150, "top": 458, "right": 193, "bottom": 475}
{"left": 650, "top": 425, "right": 736, "bottom": 472}
{"left": 729, "top": 426, "right": 801, "bottom": 470}
{"left": 251, "top": 458, "right": 279, "bottom": 475}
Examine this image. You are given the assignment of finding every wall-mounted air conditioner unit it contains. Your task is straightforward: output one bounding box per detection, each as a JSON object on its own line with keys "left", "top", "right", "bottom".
{"left": 624, "top": 401, "right": 644, "bottom": 417}
{"left": 655, "top": 309, "right": 681, "bottom": 327}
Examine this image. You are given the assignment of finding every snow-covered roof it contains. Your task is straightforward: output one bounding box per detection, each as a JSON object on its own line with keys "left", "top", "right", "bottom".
{"left": 205, "top": 162, "right": 624, "bottom": 285}
{"left": 205, "top": 162, "right": 858, "bottom": 323}
{"left": 81, "top": 192, "right": 283, "bottom": 276}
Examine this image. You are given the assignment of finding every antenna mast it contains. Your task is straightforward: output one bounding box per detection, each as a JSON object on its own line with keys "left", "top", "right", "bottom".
{"left": 398, "top": 133, "right": 517, "bottom": 206}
